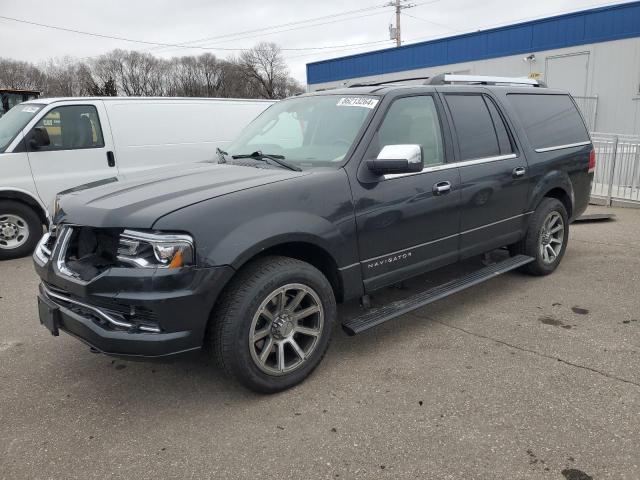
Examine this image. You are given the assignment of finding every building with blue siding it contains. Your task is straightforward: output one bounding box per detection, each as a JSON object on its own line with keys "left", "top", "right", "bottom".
{"left": 306, "top": 1, "right": 640, "bottom": 134}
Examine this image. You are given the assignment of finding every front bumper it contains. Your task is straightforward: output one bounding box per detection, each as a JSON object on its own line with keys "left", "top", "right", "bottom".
{"left": 34, "top": 255, "right": 234, "bottom": 358}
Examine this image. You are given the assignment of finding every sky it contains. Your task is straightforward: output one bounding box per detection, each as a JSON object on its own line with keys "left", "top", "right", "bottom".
{"left": 0, "top": 0, "right": 635, "bottom": 84}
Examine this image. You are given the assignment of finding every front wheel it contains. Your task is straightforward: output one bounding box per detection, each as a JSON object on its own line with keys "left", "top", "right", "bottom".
{"left": 511, "top": 198, "right": 569, "bottom": 276}
{"left": 0, "top": 201, "right": 43, "bottom": 260}
{"left": 209, "top": 256, "right": 336, "bottom": 393}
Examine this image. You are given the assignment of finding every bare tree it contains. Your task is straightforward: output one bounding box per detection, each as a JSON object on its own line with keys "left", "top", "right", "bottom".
{"left": 0, "top": 58, "right": 45, "bottom": 91}
{"left": 240, "top": 42, "right": 293, "bottom": 99}
{"left": 1, "top": 43, "right": 303, "bottom": 100}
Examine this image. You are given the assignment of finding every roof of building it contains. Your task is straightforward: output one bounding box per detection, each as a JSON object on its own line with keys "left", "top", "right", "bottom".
{"left": 306, "top": 1, "right": 640, "bottom": 85}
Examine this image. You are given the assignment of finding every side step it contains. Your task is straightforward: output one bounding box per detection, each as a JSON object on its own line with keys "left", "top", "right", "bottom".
{"left": 342, "top": 254, "right": 534, "bottom": 336}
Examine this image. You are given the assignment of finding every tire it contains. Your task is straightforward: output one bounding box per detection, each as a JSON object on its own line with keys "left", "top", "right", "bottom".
{"left": 511, "top": 198, "right": 569, "bottom": 276}
{"left": 208, "top": 255, "right": 336, "bottom": 393}
{"left": 0, "top": 200, "right": 43, "bottom": 260}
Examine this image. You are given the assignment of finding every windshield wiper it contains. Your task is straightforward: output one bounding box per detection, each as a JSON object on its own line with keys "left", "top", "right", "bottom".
{"left": 231, "top": 151, "right": 302, "bottom": 172}
{"left": 216, "top": 147, "right": 229, "bottom": 163}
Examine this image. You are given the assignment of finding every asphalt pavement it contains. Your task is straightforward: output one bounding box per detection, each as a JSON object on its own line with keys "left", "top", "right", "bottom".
{"left": 1, "top": 205, "right": 639, "bottom": 479}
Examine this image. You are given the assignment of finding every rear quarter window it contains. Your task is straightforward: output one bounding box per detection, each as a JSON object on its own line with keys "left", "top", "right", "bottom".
{"left": 507, "top": 94, "right": 589, "bottom": 150}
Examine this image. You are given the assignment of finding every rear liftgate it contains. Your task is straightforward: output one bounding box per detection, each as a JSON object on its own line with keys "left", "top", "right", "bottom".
{"left": 342, "top": 254, "right": 534, "bottom": 336}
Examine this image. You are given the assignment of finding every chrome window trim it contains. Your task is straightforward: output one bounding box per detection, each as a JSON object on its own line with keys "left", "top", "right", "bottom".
{"left": 534, "top": 141, "right": 591, "bottom": 153}
{"left": 383, "top": 153, "right": 517, "bottom": 179}
{"left": 41, "top": 283, "right": 161, "bottom": 333}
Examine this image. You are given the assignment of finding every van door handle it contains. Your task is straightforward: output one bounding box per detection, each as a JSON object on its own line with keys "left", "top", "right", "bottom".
{"left": 512, "top": 166, "right": 526, "bottom": 178}
{"left": 107, "top": 151, "right": 116, "bottom": 168}
{"left": 433, "top": 181, "right": 451, "bottom": 195}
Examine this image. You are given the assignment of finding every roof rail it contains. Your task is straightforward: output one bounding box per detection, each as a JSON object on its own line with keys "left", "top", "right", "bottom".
{"left": 424, "top": 73, "right": 546, "bottom": 87}
{"left": 348, "top": 76, "right": 431, "bottom": 88}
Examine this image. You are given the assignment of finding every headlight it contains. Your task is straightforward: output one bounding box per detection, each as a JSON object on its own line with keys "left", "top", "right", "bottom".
{"left": 117, "top": 230, "right": 194, "bottom": 268}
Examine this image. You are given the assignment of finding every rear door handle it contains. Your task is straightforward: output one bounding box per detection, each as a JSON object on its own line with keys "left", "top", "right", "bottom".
{"left": 433, "top": 181, "right": 451, "bottom": 195}
{"left": 512, "top": 166, "right": 526, "bottom": 178}
{"left": 107, "top": 151, "right": 116, "bottom": 168}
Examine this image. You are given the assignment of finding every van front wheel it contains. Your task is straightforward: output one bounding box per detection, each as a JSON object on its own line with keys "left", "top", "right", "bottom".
{"left": 0, "top": 201, "right": 43, "bottom": 260}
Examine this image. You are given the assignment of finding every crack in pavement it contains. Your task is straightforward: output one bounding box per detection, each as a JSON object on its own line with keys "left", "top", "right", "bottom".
{"left": 421, "top": 316, "right": 640, "bottom": 389}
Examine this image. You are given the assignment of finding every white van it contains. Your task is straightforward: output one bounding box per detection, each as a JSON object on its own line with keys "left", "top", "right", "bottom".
{"left": 0, "top": 96, "right": 274, "bottom": 259}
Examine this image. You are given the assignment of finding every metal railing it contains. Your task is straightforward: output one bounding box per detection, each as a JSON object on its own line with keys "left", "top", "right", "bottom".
{"left": 591, "top": 132, "right": 640, "bottom": 205}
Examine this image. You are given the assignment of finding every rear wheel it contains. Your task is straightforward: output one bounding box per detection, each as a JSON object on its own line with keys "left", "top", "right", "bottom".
{"left": 209, "top": 256, "right": 336, "bottom": 393}
{"left": 511, "top": 198, "right": 568, "bottom": 276}
{"left": 0, "top": 201, "right": 43, "bottom": 260}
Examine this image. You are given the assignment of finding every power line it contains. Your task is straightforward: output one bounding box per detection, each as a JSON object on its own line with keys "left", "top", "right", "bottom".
{"left": 403, "top": 13, "right": 460, "bottom": 32}
{"left": 148, "top": 4, "right": 390, "bottom": 53}
{"left": 0, "top": 13, "right": 390, "bottom": 52}
{"left": 149, "top": 10, "right": 394, "bottom": 56}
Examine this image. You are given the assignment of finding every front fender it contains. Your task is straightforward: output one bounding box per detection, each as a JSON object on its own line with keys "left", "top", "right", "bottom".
{"left": 206, "top": 211, "right": 350, "bottom": 269}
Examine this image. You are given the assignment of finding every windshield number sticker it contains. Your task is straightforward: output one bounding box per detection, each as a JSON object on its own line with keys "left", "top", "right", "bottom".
{"left": 21, "top": 106, "right": 39, "bottom": 113}
{"left": 337, "top": 97, "right": 379, "bottom": 109}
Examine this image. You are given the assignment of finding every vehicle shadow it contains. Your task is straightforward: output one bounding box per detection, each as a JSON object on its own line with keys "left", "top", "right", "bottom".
{"left": 43, "top": 253, "right": 529, "bottom": 408}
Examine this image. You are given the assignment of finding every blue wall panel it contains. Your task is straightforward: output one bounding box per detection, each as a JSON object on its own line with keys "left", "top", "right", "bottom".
{"left": 307, "top": 1, "right": 640, "bottom": 84}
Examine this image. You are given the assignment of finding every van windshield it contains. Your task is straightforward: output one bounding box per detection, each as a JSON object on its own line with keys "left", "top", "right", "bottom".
{"left": 225, "top": 95, "right": 379, "bottom": 168}
{"left": 0, "top": 104, "right": 43, "bottom": 153}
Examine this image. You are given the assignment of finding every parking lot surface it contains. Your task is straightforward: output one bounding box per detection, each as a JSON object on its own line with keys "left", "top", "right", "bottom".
{"left": 1, "top": 205, "right": 639, "bottom": 479}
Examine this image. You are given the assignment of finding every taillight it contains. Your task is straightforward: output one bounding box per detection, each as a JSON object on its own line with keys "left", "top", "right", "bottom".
{"left": 588, "top": 149, "right": 596, "bottom": 174}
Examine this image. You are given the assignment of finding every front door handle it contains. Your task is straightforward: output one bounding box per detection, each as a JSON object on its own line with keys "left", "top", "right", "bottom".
{"left": 107, "top": 151, "right": 116, "bottom": 168}
{"left": 512, "top": 166, "right": 526, "bottom": 178}
{"left": 433, "top": 181, "right": 451, "bottom": 195}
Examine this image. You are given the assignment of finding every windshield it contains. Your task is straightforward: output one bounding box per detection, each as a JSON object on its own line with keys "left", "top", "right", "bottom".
{"left": 0, "top": 104, "right": 43, "bottom": 153}
{"left": 225, "top": 95, "right": 379, "bottom": 168}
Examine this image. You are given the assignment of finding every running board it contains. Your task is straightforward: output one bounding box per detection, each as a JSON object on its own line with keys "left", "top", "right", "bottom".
{"left": 342, "top": 254, "right": 534, "bottom": 336}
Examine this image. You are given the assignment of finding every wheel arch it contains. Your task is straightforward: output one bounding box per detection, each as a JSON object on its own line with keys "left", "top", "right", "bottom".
{"left": 231, "top": 236, "right": 345, "bottom": 303}
{"left": 0, "top": 188, "right": 49, "bottom": 227}
{"left": 528, "top": 171, "right": 575, "bottom": 220}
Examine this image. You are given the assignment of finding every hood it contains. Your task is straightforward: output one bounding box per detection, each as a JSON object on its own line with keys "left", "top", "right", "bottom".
{"left": 56, "top": 162, "right": 308, "bottom": 228}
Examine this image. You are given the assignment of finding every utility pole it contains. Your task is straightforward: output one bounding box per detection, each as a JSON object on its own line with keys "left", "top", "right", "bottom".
{"left": 387, "top": 0, "right": 414, "bottom": 47}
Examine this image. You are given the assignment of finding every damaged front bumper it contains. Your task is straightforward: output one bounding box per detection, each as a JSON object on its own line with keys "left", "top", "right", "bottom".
{"left": 33, "top": 229, "right": 234, "bottom": 358}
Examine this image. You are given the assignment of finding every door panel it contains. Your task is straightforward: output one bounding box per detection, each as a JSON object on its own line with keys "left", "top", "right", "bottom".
{"left": 356, "top": 169, "right": 461, "bottom": 291}
{"left": 25, "top": 102, "right": 118, "bottom": 209}
{"left": 443, "top": 93, "right": 529, "bottom": 258}
{"left": 352, "top": 94, "right": 461, "bottom": 291}
{"left": 457, "top": 157, "right": 528, "bottom": 257}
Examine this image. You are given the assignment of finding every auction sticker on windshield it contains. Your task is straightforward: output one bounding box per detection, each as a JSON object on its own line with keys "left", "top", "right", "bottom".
{"left": 337, "top": 97, "right": 379, "bottom": 109}
{"left": 21, "top": 106, "right": 40, "bottom": 113}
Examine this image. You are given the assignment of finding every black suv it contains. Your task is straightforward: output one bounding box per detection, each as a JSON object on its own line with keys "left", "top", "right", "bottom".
{"left": 33, "top": 75, "right": 595, "bottom": 392}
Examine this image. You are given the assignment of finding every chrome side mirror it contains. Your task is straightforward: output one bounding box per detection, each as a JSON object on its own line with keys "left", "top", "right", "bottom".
{"left": 367, "top": 144, "right": 423, "bottom": 175}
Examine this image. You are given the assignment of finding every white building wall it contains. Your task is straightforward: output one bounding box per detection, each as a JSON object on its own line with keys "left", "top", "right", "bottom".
{"left": 309, "top": 37, "right": 640, "bottom": 135}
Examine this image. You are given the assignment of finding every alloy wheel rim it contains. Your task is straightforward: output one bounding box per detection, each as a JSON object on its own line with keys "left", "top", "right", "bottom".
{"left": 0, "top": 214, "right": 29, "bottom": 250}
{"left": 539, "top": 211, "right": 564, "bottom": 264}
{"left": 249, "top": 283, "right": 324, "bottom": 376}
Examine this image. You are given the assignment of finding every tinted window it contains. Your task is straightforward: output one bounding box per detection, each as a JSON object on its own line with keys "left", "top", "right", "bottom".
{"left": 507, "top": 94, "right": 589, "bottom": 150}
{"left": 485, "top": 97, "right": 513, "bottom": 155}
{"left": 445, "top": 94, "right": 501, "bottom": 160}
{"left": 30, "top": 105, "right": 104, "bottom": 151}
{"left": 368, "top": 95, "right": 444, "bottom": 166}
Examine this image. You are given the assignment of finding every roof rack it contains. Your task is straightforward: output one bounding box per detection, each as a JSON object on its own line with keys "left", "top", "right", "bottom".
{"left": 424, "top": 73, "right": 546, "bottom": 87}
{"left": 348, "top": 76, "right": 431, "bottom": 88}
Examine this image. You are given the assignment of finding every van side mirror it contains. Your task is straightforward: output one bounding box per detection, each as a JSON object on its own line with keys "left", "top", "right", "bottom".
{"left": 367, "top": 144, "right": 423, "bottom": 175}
{"left": 28, "top": 127, "right": 50, "bottom": 150}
